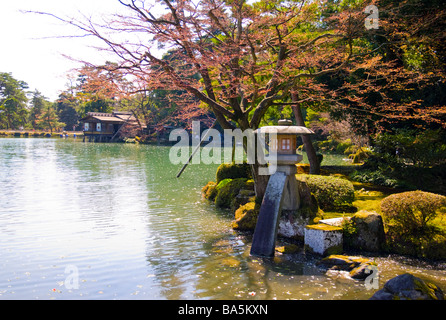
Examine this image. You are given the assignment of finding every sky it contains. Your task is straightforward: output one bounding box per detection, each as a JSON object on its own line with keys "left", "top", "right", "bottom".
{"left": 0, "top": 0, "right": 126, "bottom": 101}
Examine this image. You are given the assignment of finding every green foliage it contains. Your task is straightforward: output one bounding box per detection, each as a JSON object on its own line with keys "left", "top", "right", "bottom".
{"left": 381, "top": 191, "right": 446, "bottom": 233}
{"left": 352, "top": 129, "right": 446, "bottom": 193}
{"left": 350, "top": 147, "right": 372, "bottom": 164}
{"left": 372, "top": 129, "right": 446, "bottom": 169}
{"left": 216, "top": 163, "right": 252, "bottom": 184}
{"left": 0, "top": 72, "right": 29, "bottom": 130}
{"left": 336, "top": 139, "right": 353, "bottom": 154}
{"left": 297, "top": 174, "right": 355, "bottom": 212}
{"left": 381, "top": 190, "right": 446, "bottom": 260}
{"left": 56, "top": 93, "right": 80, "bottom": 130}
{"left": 316, "top": 139, "right": 338, "bottom": 153}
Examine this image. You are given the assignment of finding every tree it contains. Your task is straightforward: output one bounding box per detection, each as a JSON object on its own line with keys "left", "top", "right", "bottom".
{"left": 317, "top": 0, "right": 446, "bottom": 134}
{"left": 29, "top": 90, "right": 48, "bottom": 130}
{"left": 0, "top": 72, "right": 29, "bottom": 130}
{"left": 42, "top": 0, "right": 368, "bottom": 197}
{"left": 37, "top": 0, "right": 444, "bottom": 197}
{"left": 56, "top": 92, "right": 80, "bottom": 131}
{"left": 38, "top": 103, "right": 65, "bottom": 133}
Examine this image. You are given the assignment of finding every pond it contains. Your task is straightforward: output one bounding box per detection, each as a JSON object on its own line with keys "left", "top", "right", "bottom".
{"left": 0, "top": 138, "right": 445, "bottom": 300}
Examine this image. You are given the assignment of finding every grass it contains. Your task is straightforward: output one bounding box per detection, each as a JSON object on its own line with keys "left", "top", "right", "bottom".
{"left": 320, "top": 174, "right": 446, "bottom": 238}
{"left": 318, "top": 173, "right": 394, "bottom": 220}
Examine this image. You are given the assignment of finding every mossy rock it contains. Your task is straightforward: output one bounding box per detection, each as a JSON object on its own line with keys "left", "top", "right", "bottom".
{"left": 215, "top": 178, "right": 253, "bottom": 209}
{"left": 216, "top": 163, "right": 252, "bottom": 184}
{"left": 318, "top": 254, "right": 373, "bottom": 271}
{"left": 276, "top": 244, "right": 300, "bottom": 254}
{"left": 370, "top": 273, "right": 444, "bottom": 300}
{"left": 216, "top": 178, "right": 232, "bottom": 191}
{"left": 232, "top": 201, "right": 260, "bottom": 230}
{"left": 202, "top": 181, "right": 218, "bottom": 201}
{"left": 344, "top": 211, "right": 386, "bottom": 252}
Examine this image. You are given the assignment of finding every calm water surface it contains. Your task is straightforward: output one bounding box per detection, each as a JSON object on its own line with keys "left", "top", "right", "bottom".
{"left": 0, "top": 138, "right": 445, "bottom": 300}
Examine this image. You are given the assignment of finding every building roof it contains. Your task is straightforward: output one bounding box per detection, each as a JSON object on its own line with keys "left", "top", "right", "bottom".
{"left": 80, "top": 112, "right": 137, "bottom": 124}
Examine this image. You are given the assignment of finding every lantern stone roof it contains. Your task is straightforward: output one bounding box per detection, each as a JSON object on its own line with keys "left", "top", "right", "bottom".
{"left": 255, "top": 125, "right": 314, "bottom": 135}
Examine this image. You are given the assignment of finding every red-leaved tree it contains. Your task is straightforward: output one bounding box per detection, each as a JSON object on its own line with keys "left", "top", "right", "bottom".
{"left": 34, "top": 0, "right": 445, "bottom": 198}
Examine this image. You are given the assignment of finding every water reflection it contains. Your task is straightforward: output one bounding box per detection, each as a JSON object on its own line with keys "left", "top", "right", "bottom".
{"left": 0, "top": 138, "right": 444, "bottom": 300}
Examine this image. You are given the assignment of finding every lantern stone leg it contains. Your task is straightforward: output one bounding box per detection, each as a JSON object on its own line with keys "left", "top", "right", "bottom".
{"left": 250, "top": 171, "right": 288, "bottom": 257}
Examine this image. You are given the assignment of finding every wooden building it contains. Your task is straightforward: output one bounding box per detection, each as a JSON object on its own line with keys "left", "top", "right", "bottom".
{"left": 80, "top": 111, "right": 139, "bottom": 142}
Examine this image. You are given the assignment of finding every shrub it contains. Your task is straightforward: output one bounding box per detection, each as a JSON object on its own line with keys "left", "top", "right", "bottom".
{"left": 336, "top": 139, "right": 353, "bottom": 154}
{"left": 380, "top": 191, "right": 446, "bottom": 233}
{"left": 350, "top": 147, "right": 372, "bottom": 164}
{"left": 349, "top": 169, "right": 400, "bottom": 188}
{"left": 297, "top": 174, "right": 355, "bottom": 211}
{"left": 216, "top": 163, "right": 252, "bottom": 184}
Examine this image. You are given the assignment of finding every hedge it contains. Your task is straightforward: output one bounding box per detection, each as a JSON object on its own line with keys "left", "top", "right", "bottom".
{"left": 296, "top": 174, "right": 355, "bottom": 212}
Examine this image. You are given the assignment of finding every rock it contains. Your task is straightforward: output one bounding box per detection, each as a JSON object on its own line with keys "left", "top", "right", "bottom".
{"left": 232, "top": 201, "right": 259, "bottom": 230}
{"left": 215, "top": 178, "right": 252, "bottom": 209}
{"left": 275, "top": 244, "right": 300, "bottom": 254}
{"left": 349, "top": 211, "right": 386, "bottom": 252}
{"left": 319, "top": 255, "right": 378, "bottom": 282}
{"left": 318, "top": 255, "right": 372, "bottom": 271}
{"left": 370, "top": 273, "right": 444, "bottom": 300}
{"left": 231, "top": 189, "right": 255, "bottom": 212}
{"left": 277, "top": 180, "right": 322, "bottom": 240}
{"left": 349, "top": 263, "right": 377, "bottom": 280}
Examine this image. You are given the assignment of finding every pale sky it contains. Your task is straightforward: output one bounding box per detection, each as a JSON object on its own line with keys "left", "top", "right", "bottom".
{"left": 0, "top": 0, "right": 127, "bottom": 101}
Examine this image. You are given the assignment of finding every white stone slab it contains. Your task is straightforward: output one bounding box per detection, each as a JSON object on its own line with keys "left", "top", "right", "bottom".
{"left": 319, "top": 217, "right": 348, "bottom": 227}
{"left": 304, "top": 224, "right": 343, "bottom": 256}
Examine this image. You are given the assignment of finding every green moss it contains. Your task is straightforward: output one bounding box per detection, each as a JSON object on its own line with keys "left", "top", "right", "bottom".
{"left": 413, "top": 278, "right": 443, "bottom": 300}
{"left": 275, "top": 244, "right": 299, "bottom": 254}
{"left": 216, "top": 178, "right": 232, "bottom": 190}
{"left": 325, "top": 244, "right": 343, "bottom": 255}
{"left": 216, "top": 163, "right": 252, "bottom": 184}
{"left": 232, "top": 201, "right": 259, "bottom": 230}
{"left": 202, "top": 181, "right": 218, "bottom": 201}
{"left": 305, "top": 224, "right": 342, "bottom": 232}
{"left": 215, "top": 178, "right": 250, "bottom": 209}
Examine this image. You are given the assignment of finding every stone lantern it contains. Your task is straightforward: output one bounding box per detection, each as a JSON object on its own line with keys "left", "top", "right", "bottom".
{"left": 257, "top": 119, "right": 313, "bottom": 175}
{"left": 251, "top": 119, "right": 314, "bottom": 257}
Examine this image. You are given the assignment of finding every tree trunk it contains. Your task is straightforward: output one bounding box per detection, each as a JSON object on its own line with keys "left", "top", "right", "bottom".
{"left": 291, "top": 92, "right": 320, "bottom": 175}
{"left": 251, "top": 162, "right": 270, "bottom": 200}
